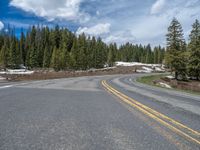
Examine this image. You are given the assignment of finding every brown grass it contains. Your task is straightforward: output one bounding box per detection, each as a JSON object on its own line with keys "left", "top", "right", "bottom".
{"left": 1, "top": 66, "right": 139, "bottom": 81}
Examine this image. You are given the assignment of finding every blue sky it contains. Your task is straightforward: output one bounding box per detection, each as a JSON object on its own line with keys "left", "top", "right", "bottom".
{"left": 0, "top": 0, "right": 200, "bottom": 46}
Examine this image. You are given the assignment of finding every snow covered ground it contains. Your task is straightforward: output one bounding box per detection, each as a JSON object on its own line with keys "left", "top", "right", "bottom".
{"left": 0, "top": 69, "right": 34, "bottom": 75}
{"left": 115, "top": 61, "right": 165, "bottom": 73}
{"left": 115, "top": 61, "right": 162, "bottom": 67}
{"left": 157, "top": 82, "right": 172, "bottom": 89}
{"left": 137, "top": 67, "right": 153, "bottom": 73}
{"left": 0, "top": 76, "right": 6, "bottom": 80}
{"left": 165, "top": 75, "right": 175, "bottom": 79}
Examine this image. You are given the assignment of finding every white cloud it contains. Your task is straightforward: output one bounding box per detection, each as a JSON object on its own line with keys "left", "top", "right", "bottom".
{"left": 10, "top": 0, "right": 89, "bottom": 22}
{"left": 104, "top": 30, "right": 136, "bottom": 45}
{"left": 76, "top": 23, "right": 111, "bottom": 36}
{"left": 185, "top": 0, "right": 199, "bottom": 7}
{"left": 0, "top": 21, "right": 4, "bottom": 30}
{"left": 151, "top": 0, "right": 166, "bottom": 15}
{"left": 8, "top": 0, "right": 200, "bottom": 47}
{"left": 125, "top": 0, "right": 200, "bottom": 46}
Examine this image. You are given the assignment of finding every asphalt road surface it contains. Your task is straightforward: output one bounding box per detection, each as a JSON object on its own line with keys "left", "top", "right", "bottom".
{"left": 0, "top": 74, "right": 199, "bottom": 150}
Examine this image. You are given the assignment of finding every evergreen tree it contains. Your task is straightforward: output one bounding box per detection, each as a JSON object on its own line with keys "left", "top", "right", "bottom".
{"left": 95, "top": 38, "right": 107, "bottom": 68}
{"left": 60, "top": 29, "right": 71, "bottom": 69}
{"left": 145, "top": 44, "right": 153, "bottom": 64}
{"left": 50, "top": 46, "right": 60, "bottom": 71}
{"left": 70, "top": 36, "right": 79, "bottom": 69}
{"left": 0, "top": 41, "right": 9, "bottom": 69}
{"left": 9, "top": 37, "right": 17, "bottom": 66}
{"left": 43, "top": 46, "right": 51, "bottom": 68}
{"left": 53, "top": 25, "right": 61, "bottom": 49}
{"left": 20, "top": 31, "right": 26, "bottom": 65}
{"left": 165, "top": 18, "right": 187, "bottom": 80}
{"left": 77, "top": 33, "right": 87, "bottom": 70}
{"left": 28, "top": 26, "right": 38, "bottom": 68}
{"left": 0, "top": 24, "right": 168, "bottom": 71}
{"left": 107, "top": 43, "right": 117, "bottom": 66}
{"left": 188, "top": 19, "right": 200, "bottom": 80}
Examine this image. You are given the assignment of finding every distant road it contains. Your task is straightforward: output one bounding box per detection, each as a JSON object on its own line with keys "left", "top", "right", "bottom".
{"left": 0, "top": 74, "right": 199, "bottom": 150}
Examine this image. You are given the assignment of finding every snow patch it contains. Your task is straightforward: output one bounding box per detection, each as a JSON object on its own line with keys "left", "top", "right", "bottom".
{"left": 166, "top": 75, "right": 175, "bottom": 79}
{"left": 0, "top": 69, "right": 34, "bottom": 75}
{"left": 137, "top": 67, "right": 153, "bottom": 73}
{"left": 155, "top": 67, "right": 165, "bottom": 72}
{"left": 115, "top": 61, "right": 162, "bottom": 67}
{"left": 0, "top": 76, "right": 6, "bottom": 80}
{"left": 116, "top": 62, "right": 142, "bottom": 67}
{"left": 157, "top": 82, "right": 172, "bottom": 88}
{"left": 115, "top": 61, "right": 165, "bottom": 73}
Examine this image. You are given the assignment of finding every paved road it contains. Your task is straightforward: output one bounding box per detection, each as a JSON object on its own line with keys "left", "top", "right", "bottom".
{"left": 0, "top": 74, "right": 199, "bottom": 150}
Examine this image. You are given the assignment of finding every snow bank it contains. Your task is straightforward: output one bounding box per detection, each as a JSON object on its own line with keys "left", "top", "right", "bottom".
{"left": 0, "top": 69, "right": 34, "bottom": 75}
{"left": 0, "top": 76, "right": 6, "bottom": 80}
{"left": 115, "top": 62, "right": 143, "bottom": 67}
{"left": 166, "top": 75, "right": 174, "bottom": 79}
{"left": 157, "top": 82, "right": 172, "bottom": 89}
{"left": 7, "top": 69, "right": 26, "bottom": 73}
{"left": 115, "top": 61, "right": 165, "bottom": 73}
{"left": 137, "top": 66, "right": 153, "bottom": 73}
{"left": 115, "top": 61, "right": 161, "bottom": 67}
{"left": 155, "top": 67, "right": 165, "bottom": 72}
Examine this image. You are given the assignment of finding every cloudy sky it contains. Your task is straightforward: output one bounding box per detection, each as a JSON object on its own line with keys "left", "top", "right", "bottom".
{"left": 0, "top": 0, "right": 200, "bottom": 46}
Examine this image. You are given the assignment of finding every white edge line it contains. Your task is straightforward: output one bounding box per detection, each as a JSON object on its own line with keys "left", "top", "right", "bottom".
{"left": 0, "top": 85, "right": 13, "bottom": 89}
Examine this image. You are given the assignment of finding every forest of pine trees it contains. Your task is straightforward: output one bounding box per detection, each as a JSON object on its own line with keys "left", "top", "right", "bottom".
{"left": 165, "top": 18, "right": 200, "bottom": 80}
{"left": 0, "top": 18, "right": 199, "bottom": 80}
{"left": 0, "top": 25, "right": 165, "bottom": 71}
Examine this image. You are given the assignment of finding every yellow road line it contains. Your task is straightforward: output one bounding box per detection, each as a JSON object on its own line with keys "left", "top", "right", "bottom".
{"left": 102, "top": 80, "right": 200, "bottom": 145}
{"left": 103, "top": 80, "right": 200, "bottom": 137}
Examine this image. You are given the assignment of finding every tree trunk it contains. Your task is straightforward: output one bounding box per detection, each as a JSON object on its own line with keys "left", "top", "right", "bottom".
{"left": 175, "top": 71, "right": 178, "bottom": 80}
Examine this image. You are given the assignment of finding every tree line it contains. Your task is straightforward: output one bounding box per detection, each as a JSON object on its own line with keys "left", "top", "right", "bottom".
{"left": 0, "top": 25, "right": 165, "bottom": 71}
{"left": 165, "top": 18, "right": 200, "bottom": 80}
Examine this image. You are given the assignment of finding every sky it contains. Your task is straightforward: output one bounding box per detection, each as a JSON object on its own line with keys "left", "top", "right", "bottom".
{"left": 0, "top": 0, "right": 200, "bottom": 46}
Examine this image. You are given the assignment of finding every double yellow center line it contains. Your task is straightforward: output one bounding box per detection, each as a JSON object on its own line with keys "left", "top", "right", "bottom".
{"left": 101, "top": 80, "right": 200, "bottom": 145}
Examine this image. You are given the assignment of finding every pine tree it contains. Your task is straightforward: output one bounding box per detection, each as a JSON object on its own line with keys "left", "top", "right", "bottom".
{"left": 70, "top": 36, "right": 78, "bottom": 69}
{"left": 188, "top": 19, "right": 200, "bottom": 80}
{"left": 29, "top": 47, "right": 38, "bottom": 68}
{"left": 95, "top": 38, "right": 107, "bottom": 68}
{"left": 0, "top": 42, "right": 9, "bottom": 69}
{"left": 165, "top": 18, "right": 187, "bottom": 80}
{"left": 20, "top": 31, "right": 26, "bottom": 65}
{"left": 54, "top": 25, "right": 61, "bottom": 49}
{"left": 77, "top": 33, "right": 87, "bottom": 70}
{"left": 28, "top": 26, "right": 38, "bottom": 68}
{"left": 107, "top": 43, "right": 117, "bottom": 66}
{"left": 59, "top": 29, "right": 71, "bottom": 70}
{"left": 43, "top": 46, "right": 51, "bottom": 68}
{"left": 50, "top": 46, "right": 60, "bottom": 71}
{"left": 145, "top": 44, "right": 153, "bottom": 64}
{"left": 15, "top": 41, "right": 22, "bottom": 66}
{"left": 9, "top": 37, "right": 17, "bottom": 66}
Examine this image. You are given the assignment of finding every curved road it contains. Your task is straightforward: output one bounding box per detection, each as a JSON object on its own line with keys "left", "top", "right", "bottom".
{"left": 0, "top": 74, "right": 199, "bottom": 150}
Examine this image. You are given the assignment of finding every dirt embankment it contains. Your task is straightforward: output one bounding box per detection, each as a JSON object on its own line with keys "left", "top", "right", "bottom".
{"left": 159, "top": 77, "right": 200, "bottom": 93}
{"left": 1, "top": 66, "right": 138, "bottom": 81}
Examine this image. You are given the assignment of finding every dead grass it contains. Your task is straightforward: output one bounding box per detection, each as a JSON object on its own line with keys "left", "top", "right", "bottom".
{"left": 1, "top": 66, "right": 139, "bottom": 81}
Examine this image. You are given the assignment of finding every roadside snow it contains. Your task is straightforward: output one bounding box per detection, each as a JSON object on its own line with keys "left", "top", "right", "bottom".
{"left": 166, "top": 75, "right": 174, "bottom": 79}
{"left": 157, "top": 82, "right": 172, "bottom": 89}
{"left": 0, "top": 69, "right": 34, "bottom": 75}
{"left": 7, "top": 69, "right": 26, "bottom": 72}
{"left": 115, "top": 61, "right": 165, "bottom": 73}
{"left": 137, "top": 66, "right": 153, "bottom": 73}
{"left": 116, "top": 62, "right": 143, "bottom": 67}
{"left": 115, "top": 61, "right": 161, "bottom": 67}
{"left": 155, "top": 67, "right": 165, "bottom": 72}
{"left": 142, "top": 67, "right": 153, "bottom": 72}
{"left": 0, "top": 76, "right": 6, "bottom": 80}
